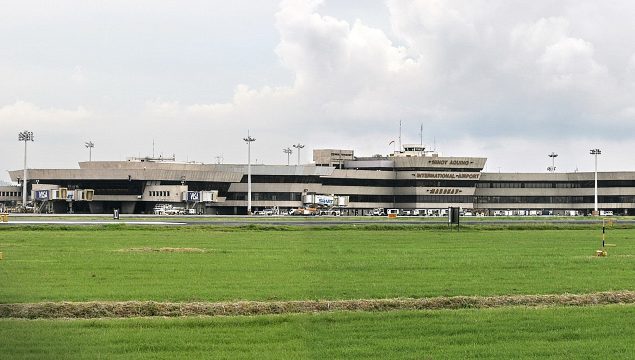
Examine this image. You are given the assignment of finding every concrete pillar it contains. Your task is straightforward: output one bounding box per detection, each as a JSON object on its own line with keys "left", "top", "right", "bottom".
{"left": 121, "top": 202, "right": 136, "bottom": 214}
{"left": 88, "top": 202, "right": 104, "bottom": 214}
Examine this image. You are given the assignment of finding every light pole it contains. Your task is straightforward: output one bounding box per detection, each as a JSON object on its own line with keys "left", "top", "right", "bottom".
{"left": 18, "top": 130, "right": 34, "bottom": 209}
{"left": 243, "top": 131, "right": 256, "bottom": 215}
{"left": 293, "top": 143, "right": 304, "bottom": 165}
{"left": 283, "top": 147, "right": 292, "bottom": 166}
{"left": 590, "top": 149, "right": 601, "bottom": 214}
{"left": 85, "top": 141, "right": 94, "bottom": 161}
{"left": 547, "top": 152, "right": 558, "bottom": 173}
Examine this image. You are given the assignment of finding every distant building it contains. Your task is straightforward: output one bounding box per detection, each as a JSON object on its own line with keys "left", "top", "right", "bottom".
{"left": 3, "top": 146, "right": 634, "bottom": 215}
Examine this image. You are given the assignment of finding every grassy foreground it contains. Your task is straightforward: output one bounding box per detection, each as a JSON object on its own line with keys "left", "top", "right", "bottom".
{"left": 1, "top": 226, "right": 634, "bottom": 303}
{"left": 1, "top": 226, "right": 634, "bottom": 359}
{"left": 2, "top": 306, "right": 634, "bottom": 359}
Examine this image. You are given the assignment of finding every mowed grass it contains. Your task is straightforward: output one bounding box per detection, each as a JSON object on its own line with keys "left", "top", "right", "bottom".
{"left": 1, "top": 305, "right": 634, "bottom": 359}
{"left": 1, "top": 226, "right": 634, "bottom": 303}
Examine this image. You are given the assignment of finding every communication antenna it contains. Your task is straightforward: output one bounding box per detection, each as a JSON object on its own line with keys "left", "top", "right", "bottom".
{"left": 398, "top": 120, "right": 402, "bottom": 152}
{"left": 419, "top": 123, "right": 424, "bottom": 156}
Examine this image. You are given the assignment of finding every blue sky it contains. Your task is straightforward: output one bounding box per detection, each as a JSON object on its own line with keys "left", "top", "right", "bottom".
{"left": 2, "top": 0, "right": 635, "bottom": 182}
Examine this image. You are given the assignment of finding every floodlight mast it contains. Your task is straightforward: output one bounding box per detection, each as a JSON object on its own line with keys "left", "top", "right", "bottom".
{"left": 243, "top": 131, "right": 256, "bottom": 215}
{"left": 547, "top": 152, "right": 558, "bottom": 173}
{"left": 292, "top": 143, "right": 305, "bottom": 165}
{"left": 590, "top": 149, "right": 601, "bottom": 213}
{"left": 18, "top": 130, "right": 34, "bottom": 209}
{"left": 85, "top": 141, "right": 95, "bottom": 162}
{"left": 283, "top": 147, "right": 292, "bottom": 166}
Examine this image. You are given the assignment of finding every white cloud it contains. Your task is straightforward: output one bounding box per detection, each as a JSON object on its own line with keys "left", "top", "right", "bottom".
{"left": 144, "top": 100, "right": 181, "bottom": 118}
{"left": 127, "top": 0, "right": 635, "bottom": 166}
{"left": 3, "top": 0, "right": 635, "bottom": 179}
{"left": 70, "top": 66, "right": 86, "bottom": 84}
{"left": 0, "top": 101, "right": 90, "bottom": 127}
{"left": 509, "top": 17, "right": 608, "bottom": 90}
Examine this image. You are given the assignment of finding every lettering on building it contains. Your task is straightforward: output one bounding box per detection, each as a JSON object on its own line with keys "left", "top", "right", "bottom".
{"left": 426, "top": 188, "right": 463, "bottom": 195}
{"left": 413, "top": 172, "right": 481, "bottom": 180}
{"left": 428, "top": 159, "right": 474, "bottom": 166}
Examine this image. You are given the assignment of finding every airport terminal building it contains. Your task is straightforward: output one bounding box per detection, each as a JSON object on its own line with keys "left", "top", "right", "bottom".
{"left": 3, "top": 146, "right": 635, "bottom": 215}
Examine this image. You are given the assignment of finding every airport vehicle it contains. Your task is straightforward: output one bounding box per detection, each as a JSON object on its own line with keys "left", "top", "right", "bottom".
{"left": 371, "top": 208, "right": 385, "bottom": 216}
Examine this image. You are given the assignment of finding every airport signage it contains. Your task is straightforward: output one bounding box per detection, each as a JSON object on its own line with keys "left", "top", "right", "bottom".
{"left": 187, "top": 191, "right": 200, "bottom": 202}
{"left": 315, "top": 195, "right": 334, "bottom": 206}
{"left": 413, "top": 172, "right": 480, "bottom": 180}
{"left": 35, "top": 190, "right": 50, "bottom": 200}
{"left": 426, "top": 188, "right": 463, "bottom": 195}
{"left": 427, "top": 159, "right": 473, "bottom": 166}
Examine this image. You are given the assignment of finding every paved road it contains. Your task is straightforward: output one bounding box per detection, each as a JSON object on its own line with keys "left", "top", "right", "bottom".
{"left": 2, "top": 220, "right": 186, "bottom": 226}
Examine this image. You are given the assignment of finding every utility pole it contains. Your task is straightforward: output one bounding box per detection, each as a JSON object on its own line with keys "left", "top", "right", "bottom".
{"left": 243, "top": 131, "right": 256, "bottom": 215}
{"left": 18, "top": 130, "right": 34, "bottom": 209}
{"left": 85, "top": 141, "right": 94, "bottom": 162}
{"left": 547, "top": 152, "right": 558, "bottom": 173}
{"left": 293, "top": 143, "right": 304, "bottom": 165}
{"left": 283, "top": 147, "right": 292, "bottom": 166}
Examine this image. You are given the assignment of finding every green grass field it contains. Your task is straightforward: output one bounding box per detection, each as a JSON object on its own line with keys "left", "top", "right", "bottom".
{"left": 1, "top": 226, "right": 634, "bottom": 302}
{"left": 2, "top": 306, "right": 634, "bottom": 359}
{"left": 1, "top": 225, "right": 634, "bottom": 359}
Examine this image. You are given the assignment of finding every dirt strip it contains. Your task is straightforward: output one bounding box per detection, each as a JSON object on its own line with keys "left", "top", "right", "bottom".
{"left": 1, "top": 291, "right": 634, "bottom": 319}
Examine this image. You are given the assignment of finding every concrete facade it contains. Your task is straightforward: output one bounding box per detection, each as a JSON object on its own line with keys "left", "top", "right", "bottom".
{"left": 4, "top": 149, "right": 635, "bottom": 215}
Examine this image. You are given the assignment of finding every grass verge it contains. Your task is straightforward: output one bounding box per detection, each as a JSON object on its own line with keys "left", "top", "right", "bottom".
{"left": 1, "top": 291, "right": 634, "bottom": 319}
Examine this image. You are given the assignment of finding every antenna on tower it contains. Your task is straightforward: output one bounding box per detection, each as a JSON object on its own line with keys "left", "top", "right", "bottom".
{"left": 419, "top": 123, "right": 423, "bottom": 156}
{"left": 398, "top": 120, "right": 402, "bottom": 152}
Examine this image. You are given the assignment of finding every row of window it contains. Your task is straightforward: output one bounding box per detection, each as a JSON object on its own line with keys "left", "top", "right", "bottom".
{"left": 478, "top": 182, "right": 579, "bottom": 188}
{"left": 225, "top": 192, "right": 473, "bottom": 204}
{"left": 239, "top": 177, "right": 635, "bottom": 189}
{"left": 349, "top": 195, "right": 474, "bottom": 203}
{"left": 478, "top": 180, "right": 635, "bottom": 189}
{"left": 475, "top": 196, "right": 635, "bottom": 204}
{"left": 0, "top": 191, "right": 22, "bottom": 197}
{"left": 392, "top": 195, "right": 474, "bottom": 203}
{"left": 224, "top": 192, "right": 635, "bottom": 205}
{"left": 226, "top": 192, "right": 304, "bottom": 201}
{"left": 148, "top": 191, "right": 171, "bottom": 197}
{"left": 240, "top": 176, "right": 479, "bottom": 188}
{"left": 240, "top": 176, "right": 322, "bottom": 184}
